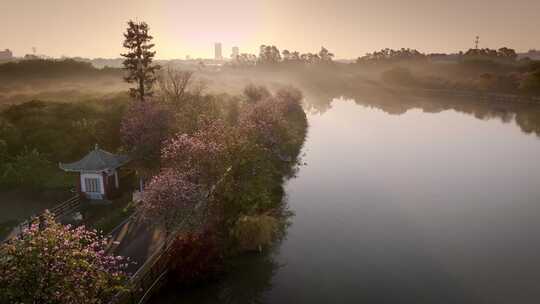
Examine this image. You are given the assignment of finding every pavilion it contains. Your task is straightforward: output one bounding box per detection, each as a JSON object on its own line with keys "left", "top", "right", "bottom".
{"left": 59, "top": 144, "right": 129, "bottom": 200}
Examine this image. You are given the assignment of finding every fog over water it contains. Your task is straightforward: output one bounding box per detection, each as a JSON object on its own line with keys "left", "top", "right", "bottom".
{"left": 154, "top": 96, "right": 540, "bottom": 304}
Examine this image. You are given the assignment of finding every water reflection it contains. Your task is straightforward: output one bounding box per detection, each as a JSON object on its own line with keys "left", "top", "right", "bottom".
{"left": 275, "top": 98, "right": 540, "bottom": 303}
{"left": 152, "top": 241, "right": 284, "bottom": 303}
{"left": 302, "top": 85, "right": 540, "bottom": 136}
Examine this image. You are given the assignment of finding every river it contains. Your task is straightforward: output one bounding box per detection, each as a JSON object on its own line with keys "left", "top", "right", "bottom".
{"left": 153, "top": 94, "right": 540, "bottom": 304}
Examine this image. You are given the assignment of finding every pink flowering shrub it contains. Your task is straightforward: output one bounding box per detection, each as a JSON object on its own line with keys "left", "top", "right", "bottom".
{"left": 138, "top": 119, "right": 237, "bottom": 234}
{"left": 161, "top": 119, "right": 233, "bottom": 186}
{"left": 120, "top": 99, "right": 172, "bottom": 171}
{"left": 140, "top": 169, "right": 206, "bottom": 234}
{"left": 0, "top": 211, "right": 128, "bottom": 304}
{"left": 213, "top": 87, "right": 307, "bottom": 224}
{"left": 239, "top": 87, "right": 307, "bottom": 162}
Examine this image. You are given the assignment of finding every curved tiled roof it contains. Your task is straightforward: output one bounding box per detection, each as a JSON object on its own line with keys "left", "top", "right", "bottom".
{"left": 59, "top": 144, "right": 129, "bottom": 172}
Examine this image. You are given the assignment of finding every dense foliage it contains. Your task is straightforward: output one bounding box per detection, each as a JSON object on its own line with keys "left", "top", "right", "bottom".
{"left": 231, "top": 214, "right": 279, "bottom": 252}
{"left": 127, "top": 84, "right": 307, "bottom": 276}
{"left": 0, "top": 211, "right": 128, "bottom": 304}
{"left": 120, "top": 98, "right": 172, "bottom": 172}
{"left": 167, "top": 231, "right": 224, "bottom": 285}
{"left": 463, "top": 47, "right": 518, "bottom": 61}
{"left": 375, "top": 59, "right": 540, "bottom": 96}
{"left": 356, "top": 47, "right": 518, "bottom": 64}
{"left": 358, "top": 48, "right": 427, "bottom": 63}
{"left": 0, "top": 98, "right": 128, "bottom": 190}
{"left": 230, "top": 45, "right": 335, "bottom": 67}
{"left": 347, "top": 46, "right": 540, "bottom": 96}
{"left": 0, "top": 148, "right": 54, "bottom": 189}
{"left": 123, "top": 81, "right": 309, "bottom": 288}
{"left": 0, "top": 59, "right": 120, "bottom": 81}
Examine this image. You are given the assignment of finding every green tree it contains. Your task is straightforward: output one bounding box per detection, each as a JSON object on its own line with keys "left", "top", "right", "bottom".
{"left": 0, "top": 148, "right": 53, "bottom": 189}
{"left": 520, "top": 70, "right": 540, "bottom": 94}
{"left": 121, "top": 20, "right": 160, "bottom": 101}
{"left": 318, "top": 46, "right": 335, "bottom": 62}
{"left": 258, "top": 45, "right": 281, "bottom": 65}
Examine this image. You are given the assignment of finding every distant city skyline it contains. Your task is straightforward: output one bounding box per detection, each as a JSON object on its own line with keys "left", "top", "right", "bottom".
{"left": 1, "top": 0, "right": 540, "bottom": 59}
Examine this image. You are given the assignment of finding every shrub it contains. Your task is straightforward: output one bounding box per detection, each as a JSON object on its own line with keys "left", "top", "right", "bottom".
{"left": 243, "top": 84, "right": 271, "bottom": 104}
{"left": 167, "top": 231, "right": 223, "bottom": 284}
{"left": 1, "top": 99, "right": 127, "bottom": 163}
{"left": 231, "top": 214, "right": 279, "bottom": 252}
{"left": 120, "top": 99, "right": 173, "bottom": 172}
{"left": 139, "top": 169, "right": 206, "bottom": 235}
{"left": 520, "top": 70, "right": 540, "bottom": 94}
{"left": 0, "top": 148, "right": 54, "bottom": 189}
{"left": 0, "top": 59, "right": 120, "bottom": 81}
{"left": 381, "top": 67, "right": 417, "bottom": 86}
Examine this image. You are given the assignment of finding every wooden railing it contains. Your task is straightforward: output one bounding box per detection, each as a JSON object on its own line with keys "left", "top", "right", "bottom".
{"left": 2, "top": 194, "right": 81, "bottom": 242}
{"left": 109, "top": 169, "right": 232, "bottom": 304}
{"left": 49, "top": 195, "right": 81, "bottom": 220}
{"left": 110, "top": 239, "right": 174, "bottom": 304}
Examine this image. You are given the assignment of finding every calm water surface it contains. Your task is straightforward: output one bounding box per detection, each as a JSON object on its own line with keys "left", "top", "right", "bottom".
{"left": 154, "top": 97, "right": 540, "bottom": 304}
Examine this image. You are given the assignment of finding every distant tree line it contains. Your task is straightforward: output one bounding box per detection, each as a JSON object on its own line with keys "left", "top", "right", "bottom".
{"left": 463, "top": 47, "right": 518, "bottom": 61}
{"left": 357, "top": 48, "right": 427, "bottom": 63}
{"left": 0, "top": 58, "right": 120, "bottom": 80}
{"left": 357, "top": 47, "right": 519, "bottom": 64}
{"left": 379, "top": 60, "right": 540, "bottom": 95}
{"left": 230, "top": 45, "right": 335, "bottom": 67}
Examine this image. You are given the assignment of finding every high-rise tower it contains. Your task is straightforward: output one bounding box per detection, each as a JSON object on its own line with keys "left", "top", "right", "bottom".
{"left": 231, "top": 46, "right": 239, "bottom": 58}
{"left": 214, "top": 43, "right": 223, "bottom": 60}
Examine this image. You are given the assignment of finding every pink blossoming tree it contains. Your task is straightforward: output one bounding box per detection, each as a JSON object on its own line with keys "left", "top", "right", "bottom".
{"left": 138, "top": 120, "right": 235, "bottom": 235}
{"left": 0, "top": 211, "right": 128, "bottom": 304}
{"left": 120, "top": 99, "right": 172, "bottom": 173}
{"left": 140, "top": 169, "right": 206, "bottom": 235}
{"left": 137, "top": 86, "right": 306, "bottom": 243}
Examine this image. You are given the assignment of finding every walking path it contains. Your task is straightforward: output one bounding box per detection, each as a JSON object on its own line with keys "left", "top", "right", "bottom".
{"left": 107, "top": 213, "right": 167, "bottom": 274}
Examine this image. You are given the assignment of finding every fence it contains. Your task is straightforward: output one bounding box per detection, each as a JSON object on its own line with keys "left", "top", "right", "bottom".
{"left": 3, "top": 194, "right": 81, "bottom": 242}
{"left": 3, "top": 192, "right": 172, "bottom": 304}
{"left": 108, "top": 168, "right": 231, "bottom": 304}
{"left": 110, "top": 239, "right": 175, "bottom": 304}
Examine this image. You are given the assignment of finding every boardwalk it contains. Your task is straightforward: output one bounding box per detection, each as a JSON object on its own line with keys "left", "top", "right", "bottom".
{"left": 107, "top": 213, "right": 174, "bottom": 304}
{"left": 108, "top": 214, "right": 167, "bottom": 274}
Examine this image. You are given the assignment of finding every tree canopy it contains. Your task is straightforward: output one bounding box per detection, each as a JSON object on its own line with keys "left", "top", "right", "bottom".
{"left": 0, "top": 211, "right": 128, "bottom": 304}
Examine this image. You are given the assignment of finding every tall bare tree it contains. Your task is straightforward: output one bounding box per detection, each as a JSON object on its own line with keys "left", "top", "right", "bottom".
{"left": 157, "top": 67, "right": 194, "bottom": 105}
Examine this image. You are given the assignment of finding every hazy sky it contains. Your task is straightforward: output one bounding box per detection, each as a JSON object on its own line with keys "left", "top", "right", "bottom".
{"left": 1, "top": 0, "right": 539, "bottom": 59}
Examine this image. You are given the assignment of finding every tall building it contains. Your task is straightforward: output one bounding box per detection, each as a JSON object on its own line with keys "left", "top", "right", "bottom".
{"left": 0, "top": 49, "right": 13, "bottom": 60}
{"left": 214, "top": 43, "right": 223, "bottom": 60}
{"left": 231, "top": 46, "right": 239, "bottom": 58}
